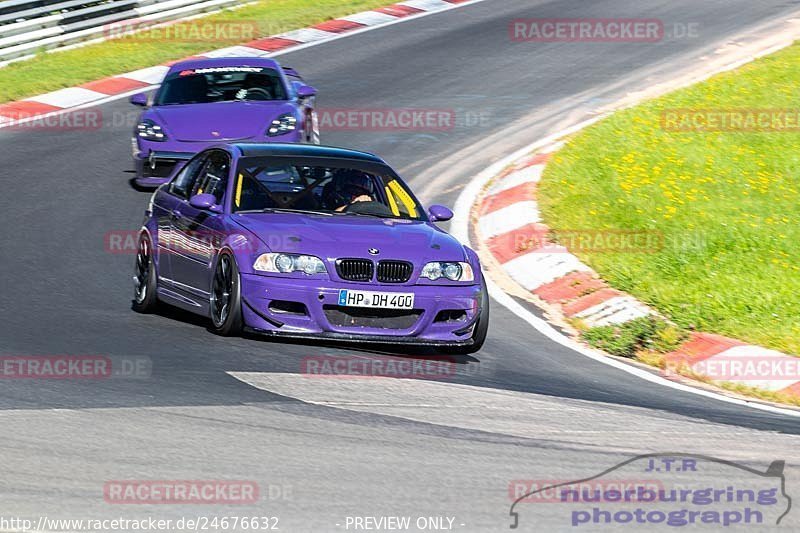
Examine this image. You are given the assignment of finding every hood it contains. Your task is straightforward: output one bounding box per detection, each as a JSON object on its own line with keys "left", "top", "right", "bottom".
{"left": 233, "top": 213, "right": 466, "bottom": 264}
{"left": 152, "top": 101, "right": 296, "bottom": 142}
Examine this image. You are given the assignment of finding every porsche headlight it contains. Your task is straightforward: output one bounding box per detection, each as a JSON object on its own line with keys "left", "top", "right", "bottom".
{"left": 136, "top": 119, "right": 167, "bottom": 141}
{"left": 253, "top": 253, "right": 326, "bottom": 275}
{"left": 267, "top": 114, "right": 298, "bottom": 136}
{"left": 420, "top": 261, "right": 474, "bottom": 281}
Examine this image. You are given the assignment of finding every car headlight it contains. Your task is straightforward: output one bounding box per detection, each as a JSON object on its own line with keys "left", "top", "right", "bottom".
{"left": 420, "top": 261, "right": 474, "bottom": 281}
{"left": 136, "top": 119, "right": 167, "bottom": 141}
{"left": 253, "top": 253, "right": 326, "bottom": 275}
{"left": 267, "top": 113, "right": 298, "bottom": 136}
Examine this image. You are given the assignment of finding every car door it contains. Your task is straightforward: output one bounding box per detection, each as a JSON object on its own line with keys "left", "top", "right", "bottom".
{"left": 150, "top": 187, "right": 180, "bottom": 285}
{"left": 159, "top": 153, "right": 211, "bottom": 302}
{"left": 169, "top": 150, "right": 230, "bottom": 303}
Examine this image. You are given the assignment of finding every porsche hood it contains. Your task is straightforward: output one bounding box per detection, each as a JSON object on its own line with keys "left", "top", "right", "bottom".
{"left": 151, "top": 101, "right": 297, "bottom": 142}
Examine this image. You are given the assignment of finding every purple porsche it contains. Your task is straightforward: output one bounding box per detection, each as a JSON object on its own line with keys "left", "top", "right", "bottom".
{"left": 130, "top": 57, "right": 318, "bottom": 187}
{"left": 132, "top": 143, "right": 489, "bottom": 353}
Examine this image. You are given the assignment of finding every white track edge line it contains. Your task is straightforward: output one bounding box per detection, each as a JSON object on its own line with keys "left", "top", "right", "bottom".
{"left": 0, "top": 85, "right": 161, "bottom": 129}
{"left": 451, "top": 118, "right": 800, "bottom": 419}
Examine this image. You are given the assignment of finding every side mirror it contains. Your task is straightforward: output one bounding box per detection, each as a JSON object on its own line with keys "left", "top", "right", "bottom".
{"left": 428, "top": 204, "right": 453, "bottom": 222}
{"left": 296, "top": 84, "right": 317, "bottom": 99}
{"left": 130, "top": 93, "right": 148, "bottom": 106}
{"left": 189, "top": 193, "right": 219, "bottom": 211}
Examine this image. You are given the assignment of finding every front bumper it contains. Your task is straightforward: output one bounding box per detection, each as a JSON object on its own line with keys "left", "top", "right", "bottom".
{"left": 240, "top": 274, "right": 484, "bottom": 346}
{"left": 133, "top": 131, "right": 305, "bottom": 180}
{"left": 132, "top": 150, "right": 194, "bottom": 189}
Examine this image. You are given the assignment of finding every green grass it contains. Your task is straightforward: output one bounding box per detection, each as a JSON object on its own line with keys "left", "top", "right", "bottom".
{"left": 540, "top": 43, "right": 800, "bottom": 356}
{"left": 0, "top": 0, "right": 390, "bottom": 103}
{"left": 579, "top": 316, "right": 686, "bottom": 358}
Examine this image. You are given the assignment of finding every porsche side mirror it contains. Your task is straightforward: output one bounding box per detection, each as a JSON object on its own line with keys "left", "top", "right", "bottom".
{"left": 428, "top": 204, "right": 453, "bottom": 222}
{"left": 296, "top": 84, "right": 317, "bottom": 99}
{"left": 130, "top": 93, "right": 148, "bottom": 106}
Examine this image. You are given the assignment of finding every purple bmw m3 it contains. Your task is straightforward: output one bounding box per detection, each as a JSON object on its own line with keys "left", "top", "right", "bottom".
{"left": 130, "top": 57, "right": 318, "bottom": 187}
{"left": 133, "top": 143, "right": 489, "bottom": 353}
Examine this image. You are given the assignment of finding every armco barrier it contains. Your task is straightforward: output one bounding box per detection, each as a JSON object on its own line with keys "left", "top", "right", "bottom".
{"left": 0, "top": 0, "right": 246, "bottom": 64}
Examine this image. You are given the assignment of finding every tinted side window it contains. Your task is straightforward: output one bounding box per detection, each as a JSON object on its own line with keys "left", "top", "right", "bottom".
{"left": 170, "top": 156, "right": 208, "bottom": 199}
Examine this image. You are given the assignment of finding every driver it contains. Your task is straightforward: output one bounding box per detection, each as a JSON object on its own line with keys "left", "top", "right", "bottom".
{"left": 238, "top": 73, "right": 272, "bottom": 100}
{"left": 323, "top": 170, "right": 377, "bottom": 212}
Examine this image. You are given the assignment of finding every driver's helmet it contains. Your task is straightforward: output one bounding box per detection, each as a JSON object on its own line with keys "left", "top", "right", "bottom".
{"left": 324, "top": 169, "right": 375, "bottom": 208}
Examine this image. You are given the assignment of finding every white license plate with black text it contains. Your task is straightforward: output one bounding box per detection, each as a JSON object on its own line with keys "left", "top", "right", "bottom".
{"left": 338, "top": 289, "right": 415, "bottom": 309}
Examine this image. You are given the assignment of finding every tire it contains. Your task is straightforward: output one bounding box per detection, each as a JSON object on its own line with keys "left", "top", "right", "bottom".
{"left": 448, "top": 280, "right": 490, "bottom": 355}
{"left": 209, "top": 252, "right": 243, "bottom": 336}
{"left": 132, "top": 233, "right": 159, "bottom": 313}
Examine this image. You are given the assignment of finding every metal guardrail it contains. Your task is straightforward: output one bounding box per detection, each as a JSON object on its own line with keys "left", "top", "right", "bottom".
{"left": 0, "top": 0, "right": 246, "bottom": 64}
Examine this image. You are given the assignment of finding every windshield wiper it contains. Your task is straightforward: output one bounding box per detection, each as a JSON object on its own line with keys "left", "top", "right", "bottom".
{"left": 237, "top": 208, "right": 333, "bottom": 216}
{"left": 336, "top": 211, "right": 392, "bottom": 219}
{"left": 157, "top": 101, "right": 201, "bottom": 106}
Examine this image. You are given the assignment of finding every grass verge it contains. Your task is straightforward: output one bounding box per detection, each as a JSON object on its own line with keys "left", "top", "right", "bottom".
{"left": 0, "top": 0, "right": 390, "bottom": 103}
{"left": 540, "top": 43, "right": 800, "bottom": 356}
{"left": 577, "top": 316, "right": 686, "bottom": 358}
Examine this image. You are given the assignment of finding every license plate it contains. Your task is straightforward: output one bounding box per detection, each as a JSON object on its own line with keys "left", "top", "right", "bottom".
{"left": 338, "top": 289, "right": 415, "bottom": 309}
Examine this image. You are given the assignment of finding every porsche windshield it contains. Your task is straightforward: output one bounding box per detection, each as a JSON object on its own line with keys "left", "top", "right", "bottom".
{"left": 156, "top": 67, "right": 287, "bottom": 105}
{"left": 233, "top": 158, "right": 425, "bottom": 220}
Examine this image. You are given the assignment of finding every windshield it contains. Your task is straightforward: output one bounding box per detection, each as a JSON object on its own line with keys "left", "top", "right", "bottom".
{"left": 155, "top": 66, "right": 287, "bottom": 105}
{"left": 233, "top": 158, "right": 425, "bottom": 220}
